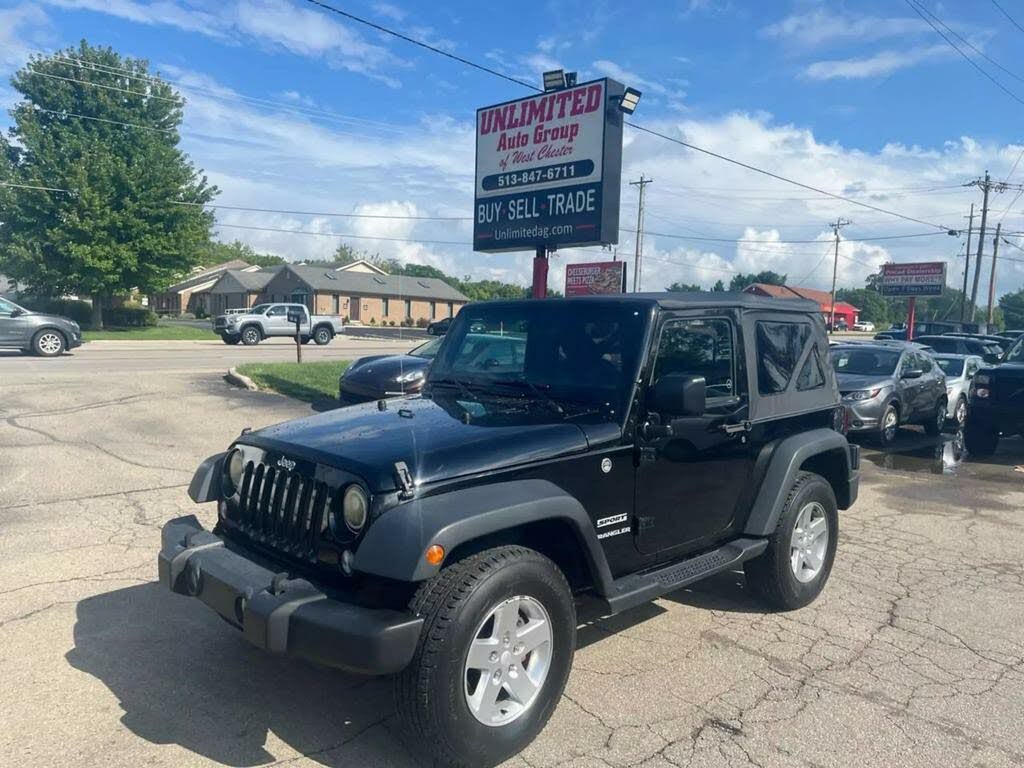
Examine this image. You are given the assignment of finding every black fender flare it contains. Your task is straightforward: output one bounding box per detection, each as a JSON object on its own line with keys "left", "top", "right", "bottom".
{"left": 352, "top": 479, "right": 614, "bottom": 594}
{"left": 188, "top": 452, "right": 225, "bottom": 503}
{"left": 744, "top": 428, "right": 854, "bottom": 537}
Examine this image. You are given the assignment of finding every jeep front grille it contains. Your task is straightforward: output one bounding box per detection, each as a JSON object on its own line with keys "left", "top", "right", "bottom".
{"left": 227, "top": 459, "right": 328, "bottom": 560}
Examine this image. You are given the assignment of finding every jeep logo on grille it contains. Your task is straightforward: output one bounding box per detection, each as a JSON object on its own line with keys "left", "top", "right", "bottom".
{"left": 276, "top": 457, "right": 296, "bottom": 472}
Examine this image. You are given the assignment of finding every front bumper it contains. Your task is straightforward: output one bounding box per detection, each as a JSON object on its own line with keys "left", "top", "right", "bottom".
{"left": 843, "top": 398, "right": 886, "bottom": 432}
{"left": 67, "top": 331, "right": 82, "bottom": 349}
{"left": 969, "top": 401, "right": 1024, "bottom": 434}
{"left": 158, "top": 515, "right": 423, "bottom": 675}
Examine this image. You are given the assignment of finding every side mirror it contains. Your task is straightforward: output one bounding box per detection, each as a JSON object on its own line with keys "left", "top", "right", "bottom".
{"left": 9, "top": 308, "right": 24, "bottom": 318}
{"left": 901, "top": 368, "right": 923, "bottom": 380}
{"left": 651, "top": 373, "right": 706, "bottom": 417}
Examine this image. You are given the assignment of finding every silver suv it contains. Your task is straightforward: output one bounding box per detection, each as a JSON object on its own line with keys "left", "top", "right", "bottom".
{"left": 0, "top": 296, "right": 83, "bottom": 357}
{"left": 830, "top": 342, "right": 948, "bottom": 446}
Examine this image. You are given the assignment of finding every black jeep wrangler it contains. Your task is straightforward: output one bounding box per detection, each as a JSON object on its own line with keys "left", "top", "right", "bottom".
{"left": 964, "top": 334, "right": 1024, "bottom": 455}
{"left": 159, "top": 294, "right": 858, "bottom": 767}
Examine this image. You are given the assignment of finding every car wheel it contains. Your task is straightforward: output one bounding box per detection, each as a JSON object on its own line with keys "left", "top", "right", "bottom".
{"left": 964, "top": 419, "right": 999, "bottom": 456}
{"left": 924, "top": 397, "right": 947, "bottom": 436}
{"left": 240, "top": 326, "right": 261, "bottom": 346}
{"left": 314, "top": 327, "right": 332, "bottom": 345}
{"left": 951, "top": 396, "right": 968, "bottom": 429}
{"left": 743, "top": 471, "right": 838, "bottom": 611}
{"left": 878, "top": 403, "right": 899, "bottom": 447}
{"left": 395, "top": 545, "right": 575, "bottom": 768}
{"left": 32, "top": 329, "right": 66, "bottom": 357}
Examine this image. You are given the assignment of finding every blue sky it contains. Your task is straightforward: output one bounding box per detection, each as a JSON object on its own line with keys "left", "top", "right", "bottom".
{"left": 3, "top": 0, "right": 1024, "bottom": 296}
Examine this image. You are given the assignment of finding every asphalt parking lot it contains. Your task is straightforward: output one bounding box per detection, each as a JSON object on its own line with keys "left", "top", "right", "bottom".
{"left": 1, "top": 348, "right": 1023, "bottom": 768}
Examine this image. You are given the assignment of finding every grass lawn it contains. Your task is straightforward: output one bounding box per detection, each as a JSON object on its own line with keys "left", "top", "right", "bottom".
{"left": 236, "top": 361, "right": 350, "bottom": 403}
{"left": 83, "top": 324, "right": 213, "bottom": 341}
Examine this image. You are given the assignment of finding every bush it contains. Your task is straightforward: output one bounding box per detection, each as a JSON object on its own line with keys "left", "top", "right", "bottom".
{"left": 389, "top": 320, "right": 396, "bottom": 327}
{"left": 105, "top": 304, "right": 158, "bottom": 328}
{"left": 369, "top": 317, "right": 377, "bottom": 325}
{"left": 194, "top": 307, "right": 208, "bottom": 319}
{"left": 415, "top": 317, "right": 429, "bottom": 328}
{"left": 20, "top": 297, "right": 93, "bottom": 327}
{"left": 179, "top": 312, "right": 196, "bottom": 320}
{"left": 400, "top": 317, "right": 415, "bottom": 327}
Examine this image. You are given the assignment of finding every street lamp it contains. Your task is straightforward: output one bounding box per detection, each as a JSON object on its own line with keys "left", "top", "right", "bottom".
{"left": 543, "top": 69, "right": 566, "bottom": 91}
{"left": 618, "top": 87, "right": 642, "bottom": 115}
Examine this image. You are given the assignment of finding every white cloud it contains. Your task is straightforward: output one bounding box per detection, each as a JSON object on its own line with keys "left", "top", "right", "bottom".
{"left": 591, "top": 59, "right": 668, "bottom": 96}
{"left": 761, "top": 9, "right": 927, "bottom": 47}
{"left": 373, "top": 2, "right": 406, "bottom": 22}
{"left": 0, "top": 4, "right": 52, "bottom": 69}
{"left": 803, "top": 44, "right": 952, "bottom": 81}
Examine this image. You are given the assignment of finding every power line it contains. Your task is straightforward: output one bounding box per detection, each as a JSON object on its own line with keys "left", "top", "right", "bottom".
{"left": 991, "top": 0, "right": 1024, "bottom": 36}
{"left": 905, "top": 0, "right": 1024, "bottom": 108}
{"left": 0, "top": 181, "right": 70, "bottom": 193}
{"left": 26, "top": 69, "right": 183, "bottom": 104}
{"left": 26, "top": 105, "right": 177, "bottom": 133}
{"left": 175, "top": 201, "right": 471, "bottom": 221}
{"left": 213, "top": 222, "right": 468, "bottom": 246}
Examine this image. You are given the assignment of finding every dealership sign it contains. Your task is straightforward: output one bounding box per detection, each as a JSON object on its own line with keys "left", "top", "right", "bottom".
{"left": 879, "top": 262, "right": 947, "bottom": 297}
{"left": 565, "top": 261, "right": 627, "bottom": 296}
{"left": 473, "top": 78, "right": 625, "bottom": 253}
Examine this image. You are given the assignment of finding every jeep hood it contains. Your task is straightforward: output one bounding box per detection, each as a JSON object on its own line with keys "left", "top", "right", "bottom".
{"left": 242, "top": 394, "right": 593, "bottom": 491}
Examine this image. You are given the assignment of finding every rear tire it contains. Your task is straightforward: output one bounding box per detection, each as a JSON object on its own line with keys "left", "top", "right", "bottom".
{"left": 924, "top": 397, "right": 947, "bottom": 436}
{"left": 32, "top": 329, "right": 66, "bottom": 357}
{"left": 395, "top": 546, "right": 575, "bottom": 768}
{"left": 313, "top": 326, "right": 332, "bottom": 345}
{"left": 240, "top": 326, "right": 261, "bottom": 346}
{"left": 744, "top": 471, "right": 838, "bottom": 611}
{"left": 964, "top": 419, "right": 999, "bottom": 456}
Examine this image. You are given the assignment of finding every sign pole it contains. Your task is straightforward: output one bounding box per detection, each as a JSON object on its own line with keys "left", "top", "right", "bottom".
{"left": 531, "top": 246, "right": 549, "bottom": 299}
{"left": 294, "top": 316, "right": 302, "bottom": 364}
{"left": 906, "top": 297, "right": 916, "bottom": 342}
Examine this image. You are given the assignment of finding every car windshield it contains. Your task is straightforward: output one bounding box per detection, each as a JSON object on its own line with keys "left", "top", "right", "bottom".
{"left": 411, "top": 337, "right": 443, "bottom": 359}
{"left": 427, "top": 301, "right": 649, "bottom": 420}
{"left": 830, "top": 348, "right": 900, "bottom": 376}
{"left": 934, "top": 357, "right": 964, "bottom": 377}
{"left": 1006, "top": 338, "right": 1024, "bottom": 363}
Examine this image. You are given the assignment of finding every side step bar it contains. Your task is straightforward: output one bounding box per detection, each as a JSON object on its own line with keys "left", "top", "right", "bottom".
{"left": 597, "top": 538, "right": 768, "bottom": 616}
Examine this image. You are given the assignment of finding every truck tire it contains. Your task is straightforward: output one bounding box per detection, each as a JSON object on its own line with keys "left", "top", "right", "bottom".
{"left": 240, "top": 326, "right": 261, "bottom": 346}
{"left": 221, "top": 335, "right": 239, "bottom": 345}
{"left": 32, "top": 329, "right": 66, "bottom": 357}
{"left": 924, "top": 397, "right": 947, "bottom": 437}
{"left": 743, "top": 471, "right": 838, "bottom": 611}
{"left": 964, "top": 419, "right": 999, "bottom": 456}
{"left": 313, "top": 326, "right": 332, "bottom": 345}
{"left": 395, "top": 545, "right": 575, "bottom": 768}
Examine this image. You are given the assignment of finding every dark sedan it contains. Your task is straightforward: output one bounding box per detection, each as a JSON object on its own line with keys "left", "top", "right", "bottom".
{"left": 426, "top": 316, "right": 452, "bottom": 336}
{"left": 339, "top": 336, "right": 442, "bottom": 404}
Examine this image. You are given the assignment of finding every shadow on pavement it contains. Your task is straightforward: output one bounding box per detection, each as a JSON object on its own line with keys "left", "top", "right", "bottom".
{"left": 66, "top": 583, "right": 415, "bottom": 767}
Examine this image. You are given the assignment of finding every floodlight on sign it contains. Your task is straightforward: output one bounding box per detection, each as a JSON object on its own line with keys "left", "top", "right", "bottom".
{"left": 543, "top": 69, "right": 566, "bottom": 91}
{"left": 618, "top": 87, "right": 642, "bottom": 115}
{"left": 564, "top": 71, "right": 578, "bottom": 87}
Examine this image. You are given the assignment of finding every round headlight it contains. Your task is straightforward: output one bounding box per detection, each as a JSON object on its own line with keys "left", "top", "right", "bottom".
{"left": 342, "top": 485, "right": 368, "bottom": 533}
{"left": 223, "top": 449, "right": 245, "bottom": 496}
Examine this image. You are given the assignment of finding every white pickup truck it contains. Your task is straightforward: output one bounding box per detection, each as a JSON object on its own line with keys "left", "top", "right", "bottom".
{"left": 213, "top": 303, "right": 344, "bottom": 346}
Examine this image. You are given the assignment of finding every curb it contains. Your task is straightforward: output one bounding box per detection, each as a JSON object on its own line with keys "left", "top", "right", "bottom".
{"left": 225, "top": 367, "right": 259, "bottom": 391}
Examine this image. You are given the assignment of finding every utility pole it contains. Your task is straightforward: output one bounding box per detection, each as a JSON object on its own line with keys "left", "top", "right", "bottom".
{"left": 960, "top": 204, "right": 974, "bottom": 322}
{"left": 987, "top": 223, "right": 1002, "bottom": 324}
{"left": 828, "top": 218, "right": 852, "bottom": 333}
{"left": 630, "top": 175, "right": 653, "bottom": 292}
{"left": 968, "top": 171, "right": 992, "bottom": 321}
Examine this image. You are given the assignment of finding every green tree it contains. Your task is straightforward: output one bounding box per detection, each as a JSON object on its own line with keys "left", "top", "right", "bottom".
{"left": 999, "top": 288, "right": 1024, "bottom": 329}
{"left": 197, "top": 240, "right": 284, "bottom": 269}
{"left": 666, "top": 281, "right": 703, "bottom": 292}
{"left": 712, "top": 279, "right": 726, "bottom": 292}
{"left": 0, "top": 43, "right": 216, "bottom": 327}
{"left": 728, "top": 270, "right": 786, "bottom": 292}
{"left": 836, "top": 288, "right": 890, "bottom": 325}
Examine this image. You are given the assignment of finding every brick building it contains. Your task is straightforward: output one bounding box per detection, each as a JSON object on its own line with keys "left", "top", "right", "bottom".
{"left": 742, "top": 283, "right": 860, "bottom": 328}
{"left": 149, "top": 260, "right": 257, "bottom": 315}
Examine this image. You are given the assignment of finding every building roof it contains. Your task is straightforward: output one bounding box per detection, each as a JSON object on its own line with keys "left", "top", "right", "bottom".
{"left": 284, "top": 264, "right": 469, "bottom": 301}
{"left": 163, "top": 260, "right": 253, "bottom": 293}
{"left": 743, "top": 283, "right": 859, "bottom": 313}
{"left": 334, "top": 259, "right": 388, "bottom": 275}
{"left": 210, "top": 266, "right": 282, "bottom": 293}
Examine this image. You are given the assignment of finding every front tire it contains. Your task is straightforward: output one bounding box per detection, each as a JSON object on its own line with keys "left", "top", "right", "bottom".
{"left": 221, "top": 335, "right": 240, "bottom": 345}
{"left": 924, "top": 397, "right": 947, "bottom": 436}
{"left": 964, "top": 419, "right": 999, "bottom": 456}
{"left": 32, "top": 329, "right": 66, "bottom": 357}
{"left": 878, "top": 403, "right": 899, "bottom": 447}
{"left": 744, "top": 471, "right": 838, "bottom": 611}
{"left": 395, "top": 546, "right": 575, "bottom": 768}
{"left": 240, "top": 326, "right": 261, "bottom": 346}
{"left": 950, "top": 395, "right": 967, "bottom": 429}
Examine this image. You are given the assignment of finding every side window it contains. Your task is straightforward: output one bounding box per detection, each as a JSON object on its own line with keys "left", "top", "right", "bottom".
{"left": 655, "top": 318, "right": 736, "bottom": 400}
{"left": 0, "top": 298, "right": 15, "bottom": 316}
{"left": 267, "top": 306, "right": 287, "bottom": 317}
{"left": 756, "top": 321, "right": 812, "bottom": 394}
{"left": 918, "top": 353, "right": 933, "bottom": 373}
{"left": 795, "top": 344, "right": 826, "bottom": 391}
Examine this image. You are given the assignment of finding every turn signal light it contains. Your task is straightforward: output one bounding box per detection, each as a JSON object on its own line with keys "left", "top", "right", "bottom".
{"left": 425, "top": 544, "right": 445, "bottom": 566}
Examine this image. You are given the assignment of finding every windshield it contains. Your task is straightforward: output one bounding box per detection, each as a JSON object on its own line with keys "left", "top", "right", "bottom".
{"left": 934, "top": 357, "right": 964, "bottom": 377}
{"left": 1006, "top": 338, "right": 1024, "bottom": 363}
{"left": 411, "top": 337, "right": 443, "bottom": 359}
{"left": 248, "top": 304, "right": 270, "bottom": 315}
{"left": 830, "top": 348, "right": 900, "bottom": 377}
{"left": 428, "top": 300, "right": 649, "bottom": 421}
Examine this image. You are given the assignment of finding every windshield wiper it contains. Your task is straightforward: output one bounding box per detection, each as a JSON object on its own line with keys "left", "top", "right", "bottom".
{"left": 490, "top": 379, "right": 565, "bottom": 415}
{"left": 428, "top": 376, "right": 477, "bottom": 400}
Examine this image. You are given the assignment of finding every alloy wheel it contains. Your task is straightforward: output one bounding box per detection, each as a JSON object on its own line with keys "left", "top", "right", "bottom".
{"left": 790, "top": 501, "right": 828, "bottom": 584}
{"left": 955, "top": 398, "right": 967, "bottom": 426}
{"left": 464, "top": 595, "right": 553, "bottom": 727}
{"left": 882, "top": 408, "right": 898, "bottom": 443}
{"left": 37, "top": 332, "right": 63, "bottom": 355}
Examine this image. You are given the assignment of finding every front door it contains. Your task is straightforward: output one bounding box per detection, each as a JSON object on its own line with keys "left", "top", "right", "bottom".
{"left": 635, "top": 312, "right": 756, "bottom": 555}
{"left": 349, "top": 297, "right": 361, "bottom": 322}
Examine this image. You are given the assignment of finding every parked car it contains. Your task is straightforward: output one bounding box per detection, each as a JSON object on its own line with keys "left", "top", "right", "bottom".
{"left": 339, "top": 337, "right": 442, "bottom": 404}
{"left": 426, "top": 315, "right": 453, "bottom": 336}
{"left": 933, "top": 354, "right": 984, "bottom": 428}
{"left": 831, "top": 342, "right": 948, "bottom": 446}
{"left": 852, "top": 320, "right": 875, "bottom": 332}
{"left": 914, "top": 335, "right": 1004, "bottom": 364}
{"left": 997, "top": 329, "right": 1023, "bottom": 341}
{"left": 158, "top": 293, "right": 858, "bottom": 768}
{"left": 0, "top": 296, "right": 83, "bottom": 357}
{"left": 827, "top": 317, "right": 848, "bottom": 332}
{"left": 212, "top": 303, "right": 344, "bottom": 346}
{"left": 875, "top": 320, "right": 989, "bottom": 341}
{"left": 964, "top": 335, "right": 1024, "bottom": 455}
{"left": 942, "top": 332, "right": 1011, "bottom": 351}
